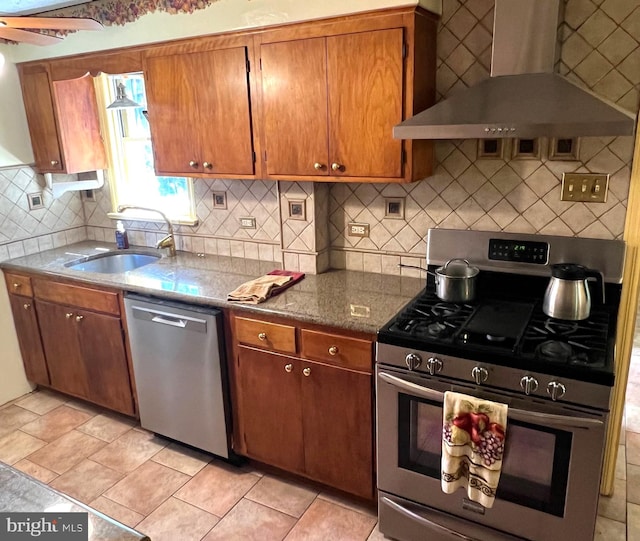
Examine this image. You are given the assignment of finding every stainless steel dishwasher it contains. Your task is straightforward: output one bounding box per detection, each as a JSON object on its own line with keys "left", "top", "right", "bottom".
{"left": 124, "top": 293, "right": 231, "bottom": 459}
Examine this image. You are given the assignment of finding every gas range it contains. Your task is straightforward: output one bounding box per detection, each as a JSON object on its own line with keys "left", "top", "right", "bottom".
{"left": 376, "top": 229, "right": 625, "bottom": 408}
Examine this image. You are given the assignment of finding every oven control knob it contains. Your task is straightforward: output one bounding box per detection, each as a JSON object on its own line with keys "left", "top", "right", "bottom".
{"left": 405, "top": 353, "right": 422, "bottom": 371}
{"left": 547, "top": 381, "right": 566, "bottom": 401}
{"left": 426, "top": 357, "right": 443, "bottom": 375}
{"left": 472, "top": 366, "right": 489, "bottom": 385}
{"left": 520, "top": 376, "right": 539, "bottom": 395}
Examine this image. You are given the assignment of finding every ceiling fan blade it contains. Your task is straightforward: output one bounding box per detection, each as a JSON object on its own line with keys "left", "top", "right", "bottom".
{"left": 0, "top": 17, "right": 103, "bottom": 31}
{"left": 0, "top": 26, "right": 62, "bottom": 46}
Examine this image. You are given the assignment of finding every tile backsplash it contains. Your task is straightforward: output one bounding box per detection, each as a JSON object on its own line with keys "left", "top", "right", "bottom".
{"left": 3, "top": 0, "right": 638, "bottom": 275}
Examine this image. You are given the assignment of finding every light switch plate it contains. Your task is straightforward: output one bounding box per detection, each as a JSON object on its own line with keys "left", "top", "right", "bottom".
{"left": 561, "top": 173, "right": 609, "bottom": 203}
{"left": 348, "top": 222, "right": 370, "bottom": 237}
{"left": 239, "top": 217, "right": 256, "bottom": 229}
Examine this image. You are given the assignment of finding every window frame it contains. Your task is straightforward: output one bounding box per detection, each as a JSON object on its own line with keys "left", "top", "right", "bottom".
{"left": 94, "top": 73, "right": 198, "bottom": 226}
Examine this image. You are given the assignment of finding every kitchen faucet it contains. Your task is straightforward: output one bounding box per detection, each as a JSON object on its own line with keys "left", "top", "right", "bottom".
{"left": 116, "top": 205, "right": 176, "bottom": 257}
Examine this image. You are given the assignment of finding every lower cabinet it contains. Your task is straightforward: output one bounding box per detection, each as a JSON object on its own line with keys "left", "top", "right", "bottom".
{"left": 232, "top": 313, "right": 374, "bottom": 499}
{"left": 4, "top": 271, "right": 136, "bottom": 416}
{"left": 7, "top": 293, "right": 49, "bottom": 386}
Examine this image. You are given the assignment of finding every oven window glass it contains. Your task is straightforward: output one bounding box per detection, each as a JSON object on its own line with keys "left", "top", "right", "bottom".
{"left": 398, "top": 394, "right": 571, "bottom": 516}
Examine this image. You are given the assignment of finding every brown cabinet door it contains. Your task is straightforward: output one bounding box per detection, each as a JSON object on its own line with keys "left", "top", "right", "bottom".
{"left": 327, "top": 28, "right": 404, "bottom": 179}
{"left": 237, "top": 347, "right": 304, "bottom": 472}
{"left": 197, "top": 47, "right": 255, "bottom": 176}
{"left": 52, "top": 76, "right": 107, "bottom": 173}
{"left": 76, "top": 310, "right": 134, "bottom": 416}
{"left": 20, "top": 65, "right": 63, "bottom": 173}
{"left": 145, "top": 53, "right": 201, "bottom": 175}
{"left": 301, "top": 362, "right": 373, "bottom": 499}
{"left": 261, "top": 38, "right": 329, "bottom": 176}
{"left": 35, "top": 300, "right": 88, "bottom": 398}
{"left": 7, "top": 294, "right": 49, "bottom": 386}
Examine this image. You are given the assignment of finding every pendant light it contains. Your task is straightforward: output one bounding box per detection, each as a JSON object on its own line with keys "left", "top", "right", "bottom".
{"left": 107, "top": 79, "right": 140, "bottom": 109}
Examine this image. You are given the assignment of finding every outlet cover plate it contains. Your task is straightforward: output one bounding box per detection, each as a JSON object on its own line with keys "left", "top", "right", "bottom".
{"left": 240, "top": 217, "right": 257, "bottom": 229}
{"left": 561, "top": 173, "right": 609, "bottom": 202}
{"left": 348, "top": 222, "right": 370, "bottom": 237}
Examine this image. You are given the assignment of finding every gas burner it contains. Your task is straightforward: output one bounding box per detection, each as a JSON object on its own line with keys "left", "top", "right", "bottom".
{"left": 431, "top": 303, "right": 461, "bottom": 318}
{"left": 427, "top": 322, "right": 447, "bottom": 337}
{"left": 536, "top": 340, "right": 573, "bottom": 362}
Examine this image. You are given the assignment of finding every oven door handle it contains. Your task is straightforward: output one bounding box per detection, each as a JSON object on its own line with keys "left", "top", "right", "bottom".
{"left": 378, "top": 372, "right": 604, "bottom": 429}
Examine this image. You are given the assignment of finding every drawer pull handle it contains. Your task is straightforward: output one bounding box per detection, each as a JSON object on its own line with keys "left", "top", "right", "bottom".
{"left": 50, "top": 160, "right": 59, "bottom": 166}
{"left": 65, "top": 312, "right": 74, "bottom": 319}
{"left": 303, "top": 367, "right": 311, "bottom": 377}
{"left": 75, "top": 315, "right": 84, "bottom": 322}
{"left": 13, "top": 283, "right": 20, "bottom": 289}
{"left": 258, "top": 332, "right": 267, "bottom": 341}
{"left": 331, "top": 162, "right": 343, "bottom": 171}
{"left": 284, "top": 363, "right": 293, "bottom": 373}
{"left": 328, "top": 346, "right": 338, "bottom": 356}
{"left": 313, "top": 162, "right": 324, "bottom": 170}
{"left": 203, "top": 162, "right": 213, "bottom": 169}
{"left": 189, "top": 160, "right": 199, "bottom": 168}
{"left": 23, "top": 303, "right": 31, "bottom": 310}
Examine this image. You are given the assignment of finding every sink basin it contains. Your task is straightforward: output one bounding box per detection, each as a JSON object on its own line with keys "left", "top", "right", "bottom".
{"left": 65, "top": 251, "right": 161, "bottom": 274}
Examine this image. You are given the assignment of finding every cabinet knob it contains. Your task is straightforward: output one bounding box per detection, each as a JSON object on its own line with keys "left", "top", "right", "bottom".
{"left": 65, "top": 312, "right": 74, "bottom": 319}
{"left": 328, "top": 346, "right": 338, "bottom": 356}
{"left": 284, "top": 363, "right": 293, "bottom": 373}
{"left": 331, "top": 162, "right": 343, "bottom": 171}
{"left": 189, "top": 160, "right": 199, "bottom": 168}
{"left": 313, "top": 162, "right": 324, "bottom": 170}
{"left": 258, "top": 332, "right": 267, "bottom": 341}
{"left": 303, "top": 367, "right": 311, "bottom": 377}
{"left": 75, "top": 315, "right": 84, "bottom": 322}
{"left": 50, "top": 160, "right": 59, "bottom": 166}
{"left": 203, "top": 162, "right": 213, "bottom": 170}
{"left": 23, "top": 303, "right": 31, "bottom": 310}
{"left": 12, "top": 283, "right": 20, "bottom": 289}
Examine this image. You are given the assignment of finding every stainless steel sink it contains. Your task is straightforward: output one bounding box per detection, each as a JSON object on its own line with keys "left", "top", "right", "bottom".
{"left": 65, "top": 251, "right": 161, "bottom": 274}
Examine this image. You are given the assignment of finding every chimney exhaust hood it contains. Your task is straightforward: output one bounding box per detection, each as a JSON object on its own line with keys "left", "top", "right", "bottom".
{"left": 394, "top": 0, "right": 636, "bottom": 140}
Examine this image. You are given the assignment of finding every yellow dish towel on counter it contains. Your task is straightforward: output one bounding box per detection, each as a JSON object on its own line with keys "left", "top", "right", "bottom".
{"left": 441, "top": 391, "right": 508, "bottom": 509}
{"left": 227, "top": 274, "right": 293, "bottom": 304}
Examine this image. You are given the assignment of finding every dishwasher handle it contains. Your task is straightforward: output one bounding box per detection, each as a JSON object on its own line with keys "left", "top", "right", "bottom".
{"left": 130, "top": 305, "right": 208, "bottom": 333}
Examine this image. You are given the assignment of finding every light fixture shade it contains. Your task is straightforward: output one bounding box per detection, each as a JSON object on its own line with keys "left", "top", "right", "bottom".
{"left": 107, "top": 81, "right": 141, "bottom": 110}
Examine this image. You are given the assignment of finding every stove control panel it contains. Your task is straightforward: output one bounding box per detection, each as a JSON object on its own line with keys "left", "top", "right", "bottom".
{"left": 488, "top": 238, "right": 549, "bottom": 264}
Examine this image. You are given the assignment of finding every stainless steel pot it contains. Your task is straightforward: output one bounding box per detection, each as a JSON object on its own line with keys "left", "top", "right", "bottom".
{"left": 542, "top": 263, "right": 604, "bottom": 321}
{"left": 434, "top": 258, "right": 479, "bottom": 303}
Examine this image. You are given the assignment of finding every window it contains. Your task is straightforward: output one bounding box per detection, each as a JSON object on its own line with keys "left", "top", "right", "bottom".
{"left": 96, "top": 74, "right": 197, "bottom": 224}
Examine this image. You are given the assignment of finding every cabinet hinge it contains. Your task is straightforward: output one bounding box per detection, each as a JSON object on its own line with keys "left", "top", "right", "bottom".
{"left": 259, "top": 57, "right": 262, "bottom": 71}
{"left": 252, "top": 151, "right": 256, "bottom": 163}
{"left": 402, "top": 148, "right": 407, "bottom": 163}
{"left": 264, "top": 150, "right": 267, "bottom": 162}
{"left": 246, "top": 59, "right": 250, "bottom": 73}
{"left": 402, "top": 43, "right": 407, "bottom": 59}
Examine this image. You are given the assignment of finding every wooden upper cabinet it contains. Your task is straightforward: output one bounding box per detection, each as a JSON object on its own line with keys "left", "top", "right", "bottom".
{"left": 19, "top": 63, "right": 106, "bottom": 174}
{"left": 258, "top": 8, "right": 437, "bottom": 183}
{"left": 261, "top": 38, "right": 329, "bottom": 176}
{"left": 327, "top": 29, "right": 403, "bottom": 179}
{"left": 261, "top": 29, "right": 403, "bottom": 180}
{"left": 144, "top": 45, "right": 255, "bottom": 178}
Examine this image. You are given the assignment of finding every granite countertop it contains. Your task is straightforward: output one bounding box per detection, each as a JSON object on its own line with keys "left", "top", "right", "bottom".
{"left": 0, "top": 462, "right": 148, "bottom": 540}
{"left": 1, "top": 242, "right": 425, "bottom": 334}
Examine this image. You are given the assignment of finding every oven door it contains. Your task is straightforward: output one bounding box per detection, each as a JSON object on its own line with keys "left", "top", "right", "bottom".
{"left": 376, "top": 365, "right": 608, "bottom": 541}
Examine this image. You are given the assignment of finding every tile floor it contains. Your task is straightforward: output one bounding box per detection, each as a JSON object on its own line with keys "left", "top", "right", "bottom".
{"left": 0, "top": 389, "right": 381, "bottom": 541}
{"left": 3, "top": 337, "right": 640, "bottom": 541}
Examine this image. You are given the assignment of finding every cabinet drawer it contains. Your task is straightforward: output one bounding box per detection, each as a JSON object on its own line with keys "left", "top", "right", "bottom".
{"left": 235, "top": 317, "right": 296, "bottom": 354}
{"left": 300, "top": 329, "right": 372, "bottom": 372}
{"left": 33, "top": 279, "right": 120, "bottom": 315}
{"left": 4, "top": 273, "right": 33, "bottom": 297}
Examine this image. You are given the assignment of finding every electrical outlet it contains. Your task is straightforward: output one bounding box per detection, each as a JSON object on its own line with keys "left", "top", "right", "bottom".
{"left": 240, "top": 217, "right": 256, "bottom": 229}
{"left": 348, "top": 222, "right": 370, "bottom": 237}
{"left": 561, "top": 173, "right": 609, "bottom": 202}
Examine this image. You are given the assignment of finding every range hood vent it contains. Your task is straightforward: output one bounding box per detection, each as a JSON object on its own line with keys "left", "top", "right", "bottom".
{"left": 394, "top": 0, "right": 636, "bottom": 140}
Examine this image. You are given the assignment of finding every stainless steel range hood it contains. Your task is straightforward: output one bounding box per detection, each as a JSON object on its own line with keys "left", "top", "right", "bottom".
{"left": 394, "top": 0, "right": 636, "bottom": 140}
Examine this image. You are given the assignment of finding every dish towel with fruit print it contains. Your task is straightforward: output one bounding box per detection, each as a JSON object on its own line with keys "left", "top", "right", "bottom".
{"left": 441, "top": 391, "right": 508, "bottom": 508}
